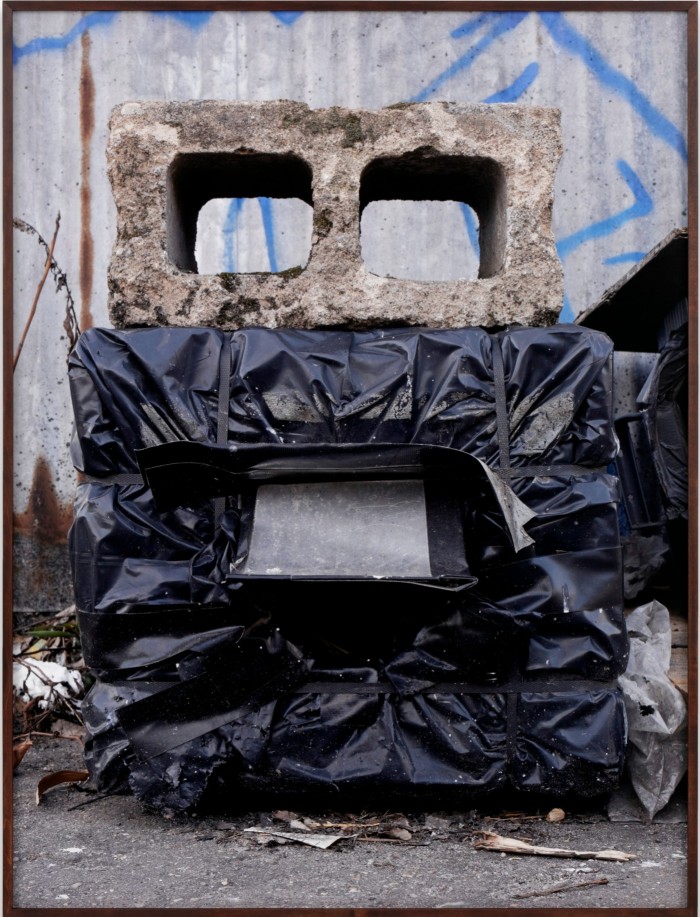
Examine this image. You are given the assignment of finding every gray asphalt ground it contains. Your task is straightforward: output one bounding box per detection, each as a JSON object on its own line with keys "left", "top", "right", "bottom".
{"left": 10, "top": 736, "right": 689, "bottom": 910}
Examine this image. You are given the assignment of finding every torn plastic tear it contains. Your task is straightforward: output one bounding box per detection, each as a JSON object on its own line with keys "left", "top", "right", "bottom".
{"left": 136, "top": 441, "right": 536, "bottom": 577}
{"left": 68, "top": 325, "right": 627, "bottom": 811}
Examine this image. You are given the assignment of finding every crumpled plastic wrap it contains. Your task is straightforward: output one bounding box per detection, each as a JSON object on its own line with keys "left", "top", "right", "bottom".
{"left": 618, "top": 600, "right": 687, "bottom": 819}
{"left": 68, "top": 325, "right": 628, "bottom": 812}
{"left": 637, "top": 327, "right": 688, "bottom": 522}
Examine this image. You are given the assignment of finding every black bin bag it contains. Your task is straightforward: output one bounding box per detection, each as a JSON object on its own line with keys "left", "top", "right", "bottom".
{"left": 69, "top": 325, "right": 628, "bottom": 812}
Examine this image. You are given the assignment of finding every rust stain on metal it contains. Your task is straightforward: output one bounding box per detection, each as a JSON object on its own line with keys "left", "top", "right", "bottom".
{"left": 79, "top": 31, "right": 95, "bottom": 331}
{"left": 14, "top": 455, "right": 73, "bottom": 544}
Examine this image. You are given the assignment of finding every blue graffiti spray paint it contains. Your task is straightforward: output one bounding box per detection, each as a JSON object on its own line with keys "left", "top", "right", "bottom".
{"left": 450, "top": 12, "right": 500, "bottom": 41}
{"left": 223, "top": 199, "right": 245, "bottom": 273}
{"left": 151, "top": 11, "right": 214, "bottom": 30}
{"left": 273, "top": 12, "right": 304, "bottom": 26}
{"left": 221, "top": 199, "right": 277, "bottom": 272}
{"left": 13, "top": 11, "right": 118, "bottom": 62}
{"left": 559, "top": 294, "right": 575, "bottom": 323}
{"left": 556, "top": 160, "right": 653, "bottom": 261}
{"left": 539, "top": 12, "right": 687, "bottom": 162}
{"left": 459, "top": 204, "right": 480, "bottom": 259}
{"left": 483, "top": 61, "right": 539, "bottom": 103}
{"left": 258, "top": 199, "right": 278, "bottom": 273}
{"left": 410, "top": 12, "right": 529, "bottom": 102}
{"left": 604, "top": 251, "right": 647, "bottom": 265}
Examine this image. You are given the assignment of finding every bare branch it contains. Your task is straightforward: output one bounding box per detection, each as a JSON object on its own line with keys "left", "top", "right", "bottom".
{"left": 13, "top": 215, "right": 81, "bottom": 364}
{"left": 14, "top": 214, "right": 61, "bottom": 371}
{"left": 513, "top": 877, "right": 609, "bottom": 899}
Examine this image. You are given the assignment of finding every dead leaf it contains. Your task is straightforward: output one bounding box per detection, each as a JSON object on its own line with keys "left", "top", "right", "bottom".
{"left": 36, "top": 769, "right": 89, "bottom": 805}
{"left": 473, "top": 831, "right": 635, "bottom": 862}
{"left": 546, "top": 807, "right": 566, "bottom": 823}
{"left": 388, "top": 815, "right": 411, "bottom": 829}
{"left": 244, "top": 827, "right": 348, "bottom": 850}
{"left": 13, "top": 739, "right": 32, "bottom": 769}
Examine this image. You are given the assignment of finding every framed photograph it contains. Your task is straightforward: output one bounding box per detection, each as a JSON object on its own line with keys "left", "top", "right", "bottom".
{"left": 4, "top": 1, "right": 696, "bottom": 913}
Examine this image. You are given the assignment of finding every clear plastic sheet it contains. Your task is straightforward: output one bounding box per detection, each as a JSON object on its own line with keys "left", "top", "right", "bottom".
{"left": 618, "top": 600, "right": 687, "bottom": 819}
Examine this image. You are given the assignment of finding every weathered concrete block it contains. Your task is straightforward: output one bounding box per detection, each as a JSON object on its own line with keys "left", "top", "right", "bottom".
{"left": 107, "top": 100, "right": 563, "bottom": 329}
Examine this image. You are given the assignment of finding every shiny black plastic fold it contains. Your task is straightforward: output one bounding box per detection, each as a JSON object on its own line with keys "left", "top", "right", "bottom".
{"left": 68, "top": 324, "right": 627, "bottom": 812}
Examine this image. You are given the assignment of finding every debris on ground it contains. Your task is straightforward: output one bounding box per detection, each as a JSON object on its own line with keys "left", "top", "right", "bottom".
{"left": 472, "top": 831, "right": 636, "bottom": 862}
{"left": 620, "top": 600, "right": 688, "bottom": 819}
{"left": 13, "top": 657, "right": 83, "bottom": 711}
{"left": 237, "top": 811, "right": 429, "bottom": 849}
{"left": 546, "top": 808, "right": 566, "bottom": 823}
{"left": 513, "top": 877, "right": 609, "bottom": 899}
{"left": 12, "top": 606, "right": 86, "bottom": 749}
{"left": 244, "top": 827, "right": 348, "bottom": 849}
{"left": 36, "top": 769, "right": 90, "bottom": 806}
{"left": 13, "top": 739, "right": 33, "bottom": 769}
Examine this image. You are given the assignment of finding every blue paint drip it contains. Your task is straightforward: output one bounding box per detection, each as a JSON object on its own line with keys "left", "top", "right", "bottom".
{"left": 258, "top": 198, "right": 278, "bottom": 273}
{"left": 559, "top": 294, "right": 575, "bottom": 323}
{"left": 556, "top": 160, "right": 653, "bottom": 261}
{"left": 539, "top": 12, "right": 688, "bottom": 162}
{"left": 459, "top": 204, "right": 480, "bottom": 258}
{"left": 273, "top": 11, "right": 304, "bottom": 26}
{"left": 223, "top": 199, "right": 245, "bottom": 273}
{"left": 151, "top": 11, "right": 214, "bottom": 30}
{"left": 410, "top": 12, "right": 529, "bottom": 102}
{"left": 483, "top": 61, "right": 539, "bottom": 103}
{"left": 604, "top": 251, "right": 647, "bottom": 265}
{"left": 13, "top": 11, "right": 118, "bottom": 62}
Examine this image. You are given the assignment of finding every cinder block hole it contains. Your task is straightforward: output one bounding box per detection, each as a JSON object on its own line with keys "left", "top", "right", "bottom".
{"left": 359, "top": 153, "right": 506, "bottom": 280}
{"left": 167, "top": 152, "right": 313, "bottom": 273}
{"left": 195, "top": 197, "right": 313, "bottom": 274}
{"left": 361, "top": 201, "right": 481, "bottom": 282}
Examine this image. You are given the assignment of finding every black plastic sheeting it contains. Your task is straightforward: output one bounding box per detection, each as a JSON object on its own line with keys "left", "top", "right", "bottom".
{"left": 637, "top": 326, "right": 688, "bottom": 522}
{"left": 69, "top": 325, "right": 628, "bottom": 812}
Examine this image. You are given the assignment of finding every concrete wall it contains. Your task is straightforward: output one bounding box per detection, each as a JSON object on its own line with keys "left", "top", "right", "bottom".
{"left": 10, "top": 9, "right": 688, "bottom": 609}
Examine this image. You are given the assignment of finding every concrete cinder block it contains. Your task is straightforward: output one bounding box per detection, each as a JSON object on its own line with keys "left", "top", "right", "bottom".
{"left": 107, "top": 100, "right": 563, "bottom": 329}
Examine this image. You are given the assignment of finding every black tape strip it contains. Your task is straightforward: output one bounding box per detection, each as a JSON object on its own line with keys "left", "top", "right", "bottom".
{"left": 491, "top": 338, "right": 512, "bottom": 479}
{"left": 77, "top": 605, "right": 244, "bottom": 670}
{"left": 291, "top": 679, "right": 616, "bottom": 695}
{"left": 119, "top": 664, "right": 304, "bottom": 761}
{"left": 509, "top": 464, "right": 607, "bottom": 478}
{"left": 83, "top": 473, "right": 145, "bottom": 486}
{"left": 117, "top": 635, "right": 307, "bottom": 759}
{"left": 214, "top": 338, "right": 232, "bottom": 524}
{"left": 505, "top": 692, "right": 519, "bottom": 766}
{"left": 117, "top": 670, "right": 616, "bottom": 760}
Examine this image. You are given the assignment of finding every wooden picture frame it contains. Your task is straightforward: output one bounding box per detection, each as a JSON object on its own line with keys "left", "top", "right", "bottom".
{"left": 3, "top": 2, "right": 697, "bottom": 913}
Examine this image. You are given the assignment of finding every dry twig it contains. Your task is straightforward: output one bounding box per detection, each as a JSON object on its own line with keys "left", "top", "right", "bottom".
{"left": 13, "top": 215, "right": 80, "bottom": 365}
{"left": 473, "top": 831, "right": 635, "bottom": 862}
{"left": 513, "top": 877, "right": 609, "bottom": 899}
{"left": 14, "top": 214, "right": 61, "bottom": 371}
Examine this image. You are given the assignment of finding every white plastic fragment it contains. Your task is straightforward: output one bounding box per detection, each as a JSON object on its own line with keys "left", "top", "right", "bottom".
{"left": 244, "top": 827, "right": 348, "bottom": 849}
{"left": 12, "top": 658, "right": 83, "bottom": 710}
{"left": 478, "top": 459, "right": 536, "bottom": 552}
{"left": 618, "top": 600, "right": 687, "bottom": 819}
